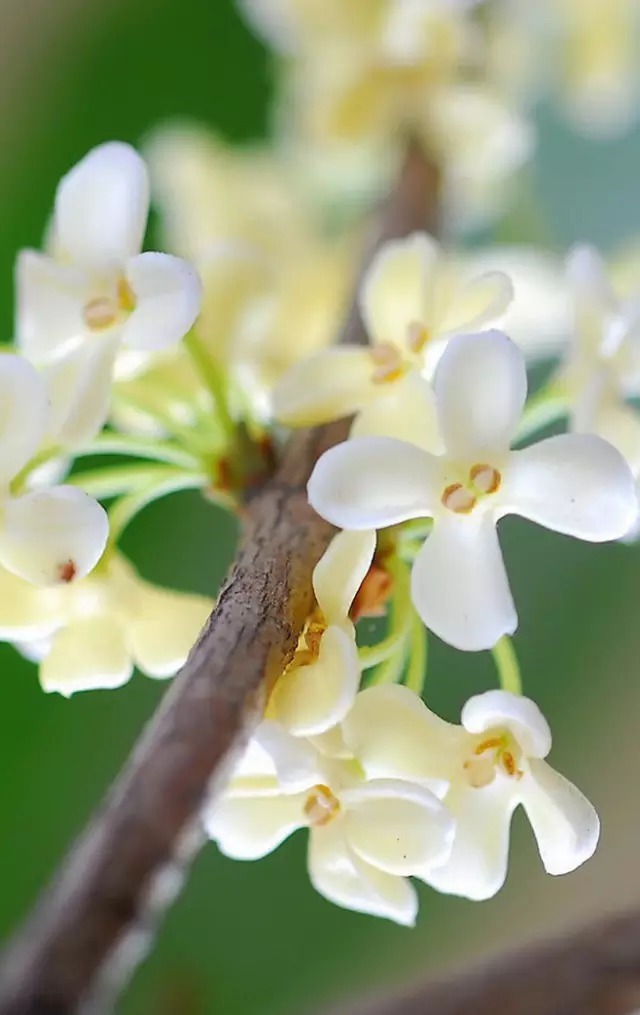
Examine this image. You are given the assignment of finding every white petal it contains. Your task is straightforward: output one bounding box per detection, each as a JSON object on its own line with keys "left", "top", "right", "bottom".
{"left": 438, "top": 271, "right": 514, "bottom": 336}
{"left": 423, "top": 780, "right": 517, "bottom": 901}
{"left": 434, "top": 330, "right": 527, "bottom": 459}
{"left": 566, "top": 244, "right": 615, "bottom": 311}
{"left": 411, "top": 515, "right": 517, "bottom": 651}
{"left": 15, "top": 251, "right": 89, "bottom": 361}
{"left": 54, "top": 142, "right": 149, "bottom": 268}
{"left": 343, "top": 684, "right": 458, "bottom": 792}
{"left": 521, "top": 760, "right": 600, "bottom": 876}
{"left": 44, "top": 339, "right": 118, "bottom": 449}
{"left": 273, "top": 347, "right": 378, "bottom": 427}
{"left": 343, "top": 779, "right": 454, "bottom": 875}
{"left": 128, "top": 584, "right": 211, "bottom": 678}
{"left": 308, "top": 437, "right": 441, "bottom": 530}
{"left": 270, "top": 626, "right": 360, "bottom": 736}
{"left": 0, "top": 567, "right": 60, "bottom": 640}
{"left": 501, "top": 433, "right": 637, "bottom": 540}
{"left": 39, "top": 616, "right": 131, "bottom": 696}
{"left": 120, "top": 253, "right": 202, "bottom": 351}
{"left": 0, "top": 354, "right": 49, "bottom": 484}
{"left": 313, "top": 529, "right": 376, "bottom": 623}
{"left": 350, "top": 371, "right": 443, "bottom": 452}
{"left": 309, "top": 823, "right": 418, "bottom": 926}
{"left": 360, "top": 233, "right": 439, "bottom": 346}
{"left": 461, "top": 690, "right": 552, "bottom": 759}
{"left": 253, "top": 720, "right": 325, "bottom": 792}
{"left": 0, "top": 487, "right": 108, "bottom": 585}
{"left": 206, "top": 792, "right": 306, "bottom": 859}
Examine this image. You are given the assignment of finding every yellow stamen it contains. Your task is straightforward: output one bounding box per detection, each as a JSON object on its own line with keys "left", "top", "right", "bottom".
{"left": 406, "top": 320, "right": 430, "bottom": 354}
{"left": 83, "top": 297, "right": 117, "bottom": 331}
{"left": 370, "top": 343, "right": 405, "bottom": 384}
{"left": 470, "top": 463, "right": 501, "bottom": 495}
{"left": 117, "top": 276, "right": 137, "bottom": 314}
{"left": 304, "top": 784, "right": 341, "bottom": 827}
{"left": 441, "top": 483, "right": 477, "bottom": 514}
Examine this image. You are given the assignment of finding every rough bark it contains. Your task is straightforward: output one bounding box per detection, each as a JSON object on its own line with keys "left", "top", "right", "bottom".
{"left": 0, "top": 139, "right": 440, "bottom": 1015}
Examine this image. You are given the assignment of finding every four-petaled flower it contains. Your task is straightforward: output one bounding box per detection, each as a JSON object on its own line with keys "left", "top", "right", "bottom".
{"left": 342, "top": 684, "right": 600, "bottom": 900}
{"left": 308, "top": 330, "right": 636, "bottom": 650}
{"left": 274, "top": 232, "right": 512, "bottom": 444}
{"left": 16, "top": 142, "right": 203, "bottom": 439}
{"left": 0, "top": 553, "right": 212, "bottom": 695}
{"left": 205, "top": 718, "right": 455, "bottom": 926}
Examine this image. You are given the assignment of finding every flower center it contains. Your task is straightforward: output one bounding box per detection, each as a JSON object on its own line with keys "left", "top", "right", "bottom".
{"left": 463, "top": 733, "right": 524, "bottom": 789}
{"left": 441, "top": 463, "right": 502, "bottom": 514}
{"left": 83, "top": 277, "right": 137, "bottom": 332}
{"left": 304, "top": 784, "right": 341, "bottom": 827}
{"left": 370, "top": 343, "right": 406, "bottom": 384}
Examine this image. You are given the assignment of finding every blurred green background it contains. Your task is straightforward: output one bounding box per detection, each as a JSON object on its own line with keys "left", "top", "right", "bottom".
{"left": 1, "top": 1, "right": 640, "bottom": 1012}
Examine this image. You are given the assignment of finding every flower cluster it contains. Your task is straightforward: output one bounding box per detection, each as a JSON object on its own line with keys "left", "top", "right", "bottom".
{"left": 3, "top": 0, "right": 640, "bottom": 932}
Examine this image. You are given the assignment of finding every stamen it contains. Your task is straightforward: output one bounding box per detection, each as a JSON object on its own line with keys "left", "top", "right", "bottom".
{"left": 56, "top": 559, "right": 77, "bottom": 583}
{"left": 470, "top": 463, "right": 501, "bottom": 495}
{"left": 441, "top": 483, "right": 477, "bottom": 514}
{"left": 370, "top": 343, "right": 405, "bottom": 384}
{"left": 406, "top": 320, "right": 430, "bottom": 354}
{"left": 83, "top": 297, "right": 117, "bottom": 331}
{"left": 117, "top": 277, "right": 137, "bottom": 314}
{"left": 474, "top": 736, "right": 504, "bottom": 755}
{"left": 304, "top": 784, "right": 341, "bottom": 826}
{"left": 350, "top": 563, "right": 393, "bottom": 621}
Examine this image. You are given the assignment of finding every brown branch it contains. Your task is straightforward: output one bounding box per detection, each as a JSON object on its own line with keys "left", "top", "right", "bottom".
{"left": 0, "top": 139, "right": 440, "bottom": 1015}
{"left": 329, "top": 907, "right": 640, "bottom": 1015}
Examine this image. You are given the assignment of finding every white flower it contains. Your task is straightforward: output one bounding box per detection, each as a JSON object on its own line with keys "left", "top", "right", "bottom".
{"left": 268, "top": 530, "right": 375, "bottom": 736}
{"left": 16, "top": 142, "right": 202, "bottom": 436}
{"left": 343, "top": 684, "right": 600, "bottom": 900}
{"left": 205, "top": 719, "right": 455, "bottom": 925}
{"left": 0, "top": 553, "right": 212, "bottom": 695}
{"left": 308, "top": 330, "right": 636, "bottom": 650}
{"left": 274, "top": 232, "right": 512, "bottom": 438}
{"left": 0, "top": 354, "right": 108, "bottom": 585}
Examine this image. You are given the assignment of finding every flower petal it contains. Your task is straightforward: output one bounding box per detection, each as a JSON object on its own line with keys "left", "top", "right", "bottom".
{"left": 411, "top": 514, "right": 517, "bottom": 651}
{"left": 350, "top": 371, "right": 443, "bottom": 452}
{"left": 422, "top": 780, "right": 517, "bottom": 901}
{"left": 308, "top": 437, "right": 442, "bottom": 530}
{"left": 461, "top": 690, "right": 552, "bottom": 759}
{"left": 273, "top": 347, "right": 377, "bottom": 427}
{"left": 128, "top": 584, "right": 211, "bottom": 678}
{"left": 205, "top": 792, "right": 306, "bottom": 859}
{"left": 521, "top": 760, "right": 600, "bottom": 876}
{"left": 360, "top": 232, "right": 439, "bottom": 346}
{"left": 501, "top": 433, "right": 637, "bottom": 540}
{"left": 0, "top": 354, "right": 49, "bottom": 484}
{"left": 434, "top": 330, "right": 527, "bottom": 459}
{"left": 343, "top": 684, "right": 458, "bottom": 792}
{"left": 438, "top": 271, "right": 514, "bottom": 336}
{"left": 309, "top": 822, "right": 418, "bottom": 926}
{"left": 44, "top": 339, "right": 118, "bottom": 449}
{"left": 15, "top": 251, "right": 89, "bottom": 361}
{"left": 253, "top": 720, "right": 325, "bottom": 793}
{"left": 120, "top": 253, "right": 202, "bottom": 351}
{"left": 40, "top": 616, "right": 131, "bottom": 695}
{"left": 0, "top": 488, "right": 108, "bottom": 585}
{"left": 54, "top": 142, "right": 149, "bottom": 268}
{"left": 343, "top": 779, "right": 455, "bottom": 876}
{"left": 0, "top": 567, "right": 60, "bottom": 640}
{"left": 313, "top": 529, "right": 376, "bottom": 623}
{"left": 270, "top": 626, "right": 360, "bottom": 737}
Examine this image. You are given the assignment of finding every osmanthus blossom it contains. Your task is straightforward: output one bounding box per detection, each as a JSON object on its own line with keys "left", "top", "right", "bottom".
{"left": 0, "top": 354, "right": 108, "bottom": 586}
{"left": 0, "top": 553, "right": 212, "bottom": 695}
{"left": 268, "top": 529, "right": 375, "bottom": 736}
{"left": 274, "top": 232, "right": 513, "bottom": 438}
{"left": 308, "top": 330, "right": 637, "bottom": 651}
{"left": 342, "top": 685, "right": 600, "bottom": 900}
{"left": 205, "top": 718, "right": 455, "bottom": 925}
{"left": 16, "top": 142, "right": 202, "bottom": 439}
